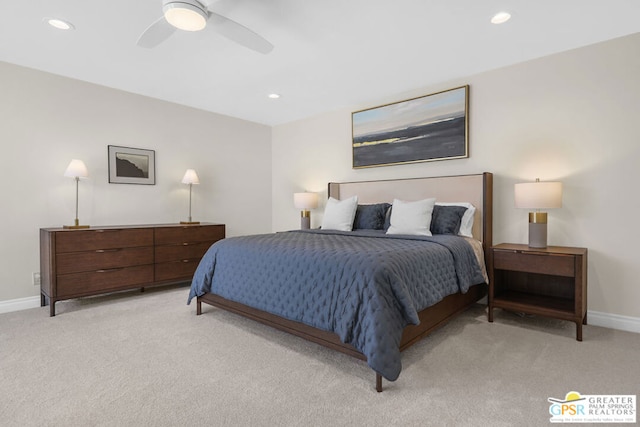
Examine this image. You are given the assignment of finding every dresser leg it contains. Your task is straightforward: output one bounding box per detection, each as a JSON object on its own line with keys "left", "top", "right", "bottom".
{"left": 576, "top": 322, "right": 582, "bottom": 342}
{"left": 40, "top": 292, "right": 46, "bottom": 307}
{"left": 488, "top": 306, "right": 494, "bottom": 322}
{"left": 376, "top": 374, "right": 383, "bottom": 392}
{"left": 197, "top": 299, "right": 202, "bottom": 316}
{"left": 49, "top": 300, "right": 56, "bottom": 317}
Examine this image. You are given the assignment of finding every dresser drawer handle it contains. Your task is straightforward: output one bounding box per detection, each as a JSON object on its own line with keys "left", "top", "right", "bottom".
{"left": 96, "top": 268, "right": 124, "bottom": 273}
{"left": 182, "top": 243, "right": 190, "bottom": 246}
{"left": 182, "top": 259, "right": 190, "bottom": 263}
{"left": 96, "top": 249, "right": 121, "bottom": 253}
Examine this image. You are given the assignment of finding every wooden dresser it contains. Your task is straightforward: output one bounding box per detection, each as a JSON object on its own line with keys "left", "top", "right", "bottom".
{"left": 40, "top": 223, "right": 225, "bottom": 316}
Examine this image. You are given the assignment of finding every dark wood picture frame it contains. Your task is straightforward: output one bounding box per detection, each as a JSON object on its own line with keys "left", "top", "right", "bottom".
{"left": 352, "top": 85, "right": 469, "bottom": 168}
{"left": 108, "top": 145, "right": 156, "bottom": 185}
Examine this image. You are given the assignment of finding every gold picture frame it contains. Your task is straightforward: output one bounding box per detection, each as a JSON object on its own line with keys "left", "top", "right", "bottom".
{"left": 352, "top": 85, "right": 469, "bottom": 168}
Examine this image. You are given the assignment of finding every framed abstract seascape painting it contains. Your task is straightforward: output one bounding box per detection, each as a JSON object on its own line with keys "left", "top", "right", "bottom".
{"left": 108, "top": 145, "right": 156, "bottom": 184}
{"left": 352, "top": 85, "right": 469, "bottom": 168}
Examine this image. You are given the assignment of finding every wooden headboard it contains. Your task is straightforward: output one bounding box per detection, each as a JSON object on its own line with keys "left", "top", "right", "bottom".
{"left": 328, "top": 172, "right": 493, "bottom": 256}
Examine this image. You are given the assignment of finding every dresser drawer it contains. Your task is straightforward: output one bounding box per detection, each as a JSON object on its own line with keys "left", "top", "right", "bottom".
{"left": 155, "top": 225, "right": 224, "bottom": 245}
{"left": 155, "top": 260, "right": 200, "bottom": 282}
{"left": 493, "top": 249, "right": 575, "bottom": 277}
{"left": 56, "top": 228, "right": 153, "bottom": 253}
{"left": 154, "top": 242, "right": 212, "bottom": 263}
{"left": 56, "top": 265, "right": 153, "bottom": 297}
{"left": 56, "top": 247, "right": 154, "bottom": 275}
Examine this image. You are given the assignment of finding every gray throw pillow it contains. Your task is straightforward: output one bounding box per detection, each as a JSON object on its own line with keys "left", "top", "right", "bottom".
{"left": 430, "top": 205, "right": 468, "bottom": 235}
{"left": 353, "top": 203, "right": 391, "bottom": 230}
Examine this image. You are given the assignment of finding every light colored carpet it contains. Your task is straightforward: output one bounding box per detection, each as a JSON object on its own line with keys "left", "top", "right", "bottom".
{"left": 1, "top": 285, "right": 638, "bottom": 426}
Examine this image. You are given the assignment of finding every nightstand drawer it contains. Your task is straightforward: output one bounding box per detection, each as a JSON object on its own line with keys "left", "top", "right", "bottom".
{"left": 493, "top": 249, "right": 575, "bottom": 277}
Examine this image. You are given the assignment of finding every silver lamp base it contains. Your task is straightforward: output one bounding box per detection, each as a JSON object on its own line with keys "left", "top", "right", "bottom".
{"left": 300, "top": 210, "right": 311, "bottom": 230}
{"left": 528, "top": 212, "right": 548, "bottom": 248}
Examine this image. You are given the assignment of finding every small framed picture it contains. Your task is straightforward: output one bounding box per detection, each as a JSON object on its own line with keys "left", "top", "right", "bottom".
{"left": 108, "top": 145, "right": 156, "bottom": 185}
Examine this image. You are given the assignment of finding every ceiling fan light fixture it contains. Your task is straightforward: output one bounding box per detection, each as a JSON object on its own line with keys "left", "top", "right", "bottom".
{"left": 163, "top": 1, "right": 207, "bottom": 31}
{"left": 491, "top": 11, "right": 511, "bottom": 24}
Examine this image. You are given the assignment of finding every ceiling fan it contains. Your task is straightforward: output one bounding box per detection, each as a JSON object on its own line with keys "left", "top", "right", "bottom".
{"left": 137, "top": 0, "right": 274, "bottom": 54}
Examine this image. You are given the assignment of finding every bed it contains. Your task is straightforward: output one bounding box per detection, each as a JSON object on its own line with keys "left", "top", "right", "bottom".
{"left": 188, "top": 172, "right": 493, "bottom": 391}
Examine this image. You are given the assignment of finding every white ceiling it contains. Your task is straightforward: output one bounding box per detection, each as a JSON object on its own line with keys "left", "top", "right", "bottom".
{"left": 1, "top": 0, "right": 639, "bottom": 126}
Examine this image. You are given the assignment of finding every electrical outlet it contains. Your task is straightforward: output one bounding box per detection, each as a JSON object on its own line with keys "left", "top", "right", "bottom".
{"left": 33, "top": 272, "right": 41, "bottom": 286}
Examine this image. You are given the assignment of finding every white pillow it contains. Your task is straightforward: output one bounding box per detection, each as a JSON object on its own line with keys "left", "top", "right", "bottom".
{"left": 386, "top": 198, "right": 436, "bottom": 236}
{"left": 321, "top": 196, "right": 358, "bottom": 231}
{"left": 435, "top": 202, "right": 476, "bottom": 238}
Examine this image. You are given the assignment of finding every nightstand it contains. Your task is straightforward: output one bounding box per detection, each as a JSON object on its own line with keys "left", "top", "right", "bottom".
{"left": 488, "top": 243, "right": 588, "bottom": 341}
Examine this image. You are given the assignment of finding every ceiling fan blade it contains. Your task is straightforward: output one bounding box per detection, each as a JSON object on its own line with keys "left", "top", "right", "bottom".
{"left": 206, "top": 11, "right": 274, "bottom": 54}
{"left": 137, "top": 16, "right": 177, "bottom": 49}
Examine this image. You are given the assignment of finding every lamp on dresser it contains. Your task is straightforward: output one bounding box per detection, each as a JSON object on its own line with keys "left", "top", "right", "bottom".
{"left": 514, "top": 178, "right": 562, "bottom": 248}
{"left": 63, "top": 159, "right": 90, "bottom": 229}
{"left": 294, "top": 192, "right": 318, "bottom": 230}
{"left": 180, "top": 169, "right": 200, "bottom": 224}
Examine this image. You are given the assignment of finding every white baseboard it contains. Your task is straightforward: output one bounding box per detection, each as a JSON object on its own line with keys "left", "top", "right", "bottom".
{"left": 588, "top": 310, "right": 640, "bottom": 334}
{"left": 0, "top": 296, "right": 41, "bottom": 314}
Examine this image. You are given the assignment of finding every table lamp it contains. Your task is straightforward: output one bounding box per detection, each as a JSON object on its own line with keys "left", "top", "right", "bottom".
{"left": 515, "top": 178, "right": 562, "bottom": 248}
{"left": 63, "top": 159, "right": 90, "bottom": 229}
{"left": 294, "top": 192, "right": 318, "bottom": 229}
{"left": 180, "top": 169, "right": 200, "bottom": 224}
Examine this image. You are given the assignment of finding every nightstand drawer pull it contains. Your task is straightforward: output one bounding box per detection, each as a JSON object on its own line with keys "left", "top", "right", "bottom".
{"left": 515, "top": 250, "right": 573, "bottom": 258}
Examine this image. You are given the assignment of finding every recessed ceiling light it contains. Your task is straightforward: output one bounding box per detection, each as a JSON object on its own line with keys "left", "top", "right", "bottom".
{"left": 491, "top": 12, "right": 511, "bottom": 24}
{"left": 268, "top": 93, "right": 280, "bottom": 99}
{"left": 44, "top": 18, "right": 75, "bottom": 30}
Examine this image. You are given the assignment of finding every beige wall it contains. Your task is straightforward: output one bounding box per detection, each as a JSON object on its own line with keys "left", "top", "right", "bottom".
{"left": 0, "top": 62, "right": 272, "bottom": 302}
{"left": 272, "top": 33, "right": 640, "bottom": 319}
{"left": 3, "top": 33, "right": 639, "bottom": 321}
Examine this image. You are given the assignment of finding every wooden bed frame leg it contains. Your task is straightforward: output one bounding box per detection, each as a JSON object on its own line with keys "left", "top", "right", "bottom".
{"left": 376, "top": 374, "right": 383, "bottom": 392}
{"left": 197, "top": 298, "right": 202, "bottom": 316}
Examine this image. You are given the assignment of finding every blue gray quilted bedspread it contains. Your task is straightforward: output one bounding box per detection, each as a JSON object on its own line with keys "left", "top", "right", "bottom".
{"left": 187, "top": 229, "right": 486, "bottom": 381}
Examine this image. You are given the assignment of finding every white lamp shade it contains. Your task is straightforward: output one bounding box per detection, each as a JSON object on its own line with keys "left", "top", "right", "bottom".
{"left": 163, "top": 2, "right": 207, "bottom": 31}
{"left": 181, "top": 169, "right": 200, "bottom": 185}
{"left": 515, "top": 181, "right": 562, "bottom": 209}
{"left": 294, "top": 192, "right": 318, "bottom": 210}
{"left": 64, "top": 159, "right": 88, "bottom": 178}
